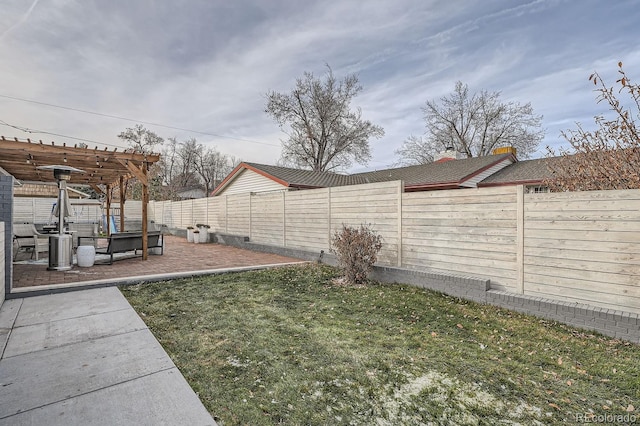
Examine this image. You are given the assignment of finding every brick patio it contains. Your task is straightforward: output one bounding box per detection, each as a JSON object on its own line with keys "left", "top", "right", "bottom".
{"left": 12, "top": 235, "right": 302, "bottom": 289}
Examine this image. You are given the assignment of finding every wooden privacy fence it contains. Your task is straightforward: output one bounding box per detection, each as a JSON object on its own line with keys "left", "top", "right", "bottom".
{"left": 150, "top": 182, "right": 640, "bottom": 315}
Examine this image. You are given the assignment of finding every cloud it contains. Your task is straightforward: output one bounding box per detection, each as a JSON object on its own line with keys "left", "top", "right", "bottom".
{"left": 0, "top": 0, "right": 41, "bottom": 42}
{"left": 1, "top": 0, "right": 639, "bottom": 169}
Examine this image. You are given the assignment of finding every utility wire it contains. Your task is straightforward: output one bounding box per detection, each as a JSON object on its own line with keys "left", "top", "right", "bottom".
{"left": 0, "top": 118, "right": 398, "bottom": 171}
{"left": 0, "top": 93, "right": 280, "bottom": 147}
{"left": 0, "top": 95, "right": 396, "bottom": 170}
{"left": 0, "top": 119, "right": 125, "bottom": 148}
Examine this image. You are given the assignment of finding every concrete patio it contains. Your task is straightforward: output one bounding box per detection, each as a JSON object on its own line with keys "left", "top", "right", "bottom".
{"left": 2, "top": 235, "right": 305, "bottom": 424}
{"left": 0, "top": 287, "right": 217, "bottom": 425}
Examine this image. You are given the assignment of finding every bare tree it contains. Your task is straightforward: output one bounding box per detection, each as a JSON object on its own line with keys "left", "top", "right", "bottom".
{"left": 157, "top": 137, "right": 237, "bottom": 199}
{"left": 546, "top": 62, "right": 640, "bottom": 191}
{"left": 193, "top": 146, "right": 234, "bottom": 196}
{"left": 118, "top": 124, "right": 163, "bottom": 154}
{"left": 265, "top": 66, "right": 384, "bottom": 172}
{"left": 228, "top": 155, "right": 243, "bottom": 169}
{"left": 393, "top": 135, "right": 434, "bottom": 166}
{"left": 175, "top": 138, "right": 200, "bottom": 188}
{"left": 157, "top": 137, "right": 197, "bottom": 200}
{"left": 116, "top": 125, "right": 164, "bottom": 200}
{"left": 158, "top": 137, "right": 179, "bottom": 187}
{"left": 396, "top": 81, "right": 544, "bottom": 165}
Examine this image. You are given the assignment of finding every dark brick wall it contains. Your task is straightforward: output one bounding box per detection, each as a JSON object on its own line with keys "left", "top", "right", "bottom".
{"left": 371, "top": 266, "right": 490, "bottom": 304}
{"left": 0, "top": 176, "right": 13, "bottom": 301}
{"left": 487, "top": 290, "right": 640, "bottom": 343}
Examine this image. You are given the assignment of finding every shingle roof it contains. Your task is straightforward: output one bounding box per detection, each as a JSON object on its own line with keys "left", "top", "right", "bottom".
{"left": 244, "top": 163, "right": 362, "bottom": 188}
{"left": 215, "top": 154, "right": 516, "bottom": 195}
{"left": 247, "top": 154, "right": 514, "bottom": 189}
{"left": 479, "top": 156, "right": 561, "bottom": 186}
{"left": 354, "top": 154, "right": 513, "bottom": 187}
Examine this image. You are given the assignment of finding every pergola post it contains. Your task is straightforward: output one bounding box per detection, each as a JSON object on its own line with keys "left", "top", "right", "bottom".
{"left": 106, "top": 185, "right": 112, "bottom": 236}
{"left": 142, "top": 162, "right": 149, "bottom": 260}
{"left": 119, "top": 175, "right": 125, "bottom": 232}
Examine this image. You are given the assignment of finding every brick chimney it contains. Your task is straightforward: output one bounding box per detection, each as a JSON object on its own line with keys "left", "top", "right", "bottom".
{"left": 434, "top": 146, "right": 463, "bottom": 162}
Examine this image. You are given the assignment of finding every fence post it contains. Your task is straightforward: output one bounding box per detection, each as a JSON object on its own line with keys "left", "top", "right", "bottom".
{"left": 327, "top": 187, "right": 332, "bottom": 248}
{"left": 249, "top": 193, "right": 253, "bottom": 240}
{"left": 397, "top": 180, "right": 403, "bottom": 267}
{"left": 516, "top": 185, "right": 525, "bottom": 294}
{"left": 282, "top": 191, "right": 286, "bottom": 247}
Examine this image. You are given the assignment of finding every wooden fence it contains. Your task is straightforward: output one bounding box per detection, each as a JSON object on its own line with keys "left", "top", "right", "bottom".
{"left": 150, "top": 183, "right": 640, "bottom": 314}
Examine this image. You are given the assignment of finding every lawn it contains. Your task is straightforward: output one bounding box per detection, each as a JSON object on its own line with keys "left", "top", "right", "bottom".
{"left": 121, "top": 264, "right": 639, "bottom": 425}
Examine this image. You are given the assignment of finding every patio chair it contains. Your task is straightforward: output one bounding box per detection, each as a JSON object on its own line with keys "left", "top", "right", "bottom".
{"left": 13, "top": 223, "right": 50, "bottom": 261}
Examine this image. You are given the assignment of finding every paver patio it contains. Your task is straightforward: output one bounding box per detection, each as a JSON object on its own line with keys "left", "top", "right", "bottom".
{"left": 12, "top": 235, "right": 303, "bottom": 289}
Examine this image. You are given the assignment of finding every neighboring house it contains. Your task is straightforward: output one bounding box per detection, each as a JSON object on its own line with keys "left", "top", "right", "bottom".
{"left": 176, "top": 186, "right": 206, "bottom": 200}
{"left": 478, "top": 156, "right": 562, "bottom": 193}
{"left": 212, "top": 162, "right": 360, "bottom": 196}
{"left": 354, "top": 152, "right": 516, "bottom": 192}
{"left": 212, "top": 149, "right": 517, "bottom": 196}
{"left": 13, "top": 181, "right": 90, "bottom": 199}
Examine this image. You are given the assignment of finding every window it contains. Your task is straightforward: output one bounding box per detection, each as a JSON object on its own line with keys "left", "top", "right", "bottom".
{"left": 525, "top": 185, "right": 549, "bottom": 194}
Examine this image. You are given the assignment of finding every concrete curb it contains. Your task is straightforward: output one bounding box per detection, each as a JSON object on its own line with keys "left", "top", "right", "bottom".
{"left": 7, "top": 262, "right": 307, "bottom": 298}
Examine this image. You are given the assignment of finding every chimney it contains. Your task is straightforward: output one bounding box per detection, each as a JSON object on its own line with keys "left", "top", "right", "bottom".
{"left": 434, "top": 146, "right": 463, "bottom": 162}
{"left": 492, "top": 146, "right": 517, "bottom": 157}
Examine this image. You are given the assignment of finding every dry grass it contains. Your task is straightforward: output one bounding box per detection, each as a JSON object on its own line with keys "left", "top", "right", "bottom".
{"left": 121, "top": 264, "right": 639, "bottom": 425}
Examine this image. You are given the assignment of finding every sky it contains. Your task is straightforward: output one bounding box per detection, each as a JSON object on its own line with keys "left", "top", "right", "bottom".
{"left": 1, "top": 0, "right": 639, "bottom": 173}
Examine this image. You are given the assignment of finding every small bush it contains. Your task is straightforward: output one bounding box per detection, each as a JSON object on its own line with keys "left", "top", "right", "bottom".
{"left": 331, "top": 224, "right": 382, "bottom": 285}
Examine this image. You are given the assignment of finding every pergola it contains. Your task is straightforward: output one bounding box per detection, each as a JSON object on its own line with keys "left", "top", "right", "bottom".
{"left": 0, "top": 136, "right": 161, "bottom": 260}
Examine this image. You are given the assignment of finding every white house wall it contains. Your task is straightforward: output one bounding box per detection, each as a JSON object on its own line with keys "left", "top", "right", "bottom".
{"left": 218, "top": 169, "right": 287, "bottom": 196}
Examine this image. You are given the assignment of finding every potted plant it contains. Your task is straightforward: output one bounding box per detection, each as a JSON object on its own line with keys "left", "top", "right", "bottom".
{"left": 196, "top": 224, "right": 210, "bottom": 243}
{"left": 192, "top": 228, "right": 200, "bottom": 244}
{"left": 186, "top": 226, "right": 195, "bottom": 243}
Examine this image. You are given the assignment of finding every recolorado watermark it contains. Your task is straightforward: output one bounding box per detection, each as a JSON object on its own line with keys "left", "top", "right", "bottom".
{"left": 575, "top": 412, "right": 637, "bottom": 423}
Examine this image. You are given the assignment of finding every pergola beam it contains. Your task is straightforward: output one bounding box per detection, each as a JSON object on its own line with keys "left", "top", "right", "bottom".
{"left": 0, "top": 136, "right": 159, "bottom": 186}
{"left": 0, "top": 137, "right": 161, "bottom": 262}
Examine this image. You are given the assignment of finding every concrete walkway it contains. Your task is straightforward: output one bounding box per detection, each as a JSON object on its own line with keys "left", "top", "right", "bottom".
{"left": 0, "top": 287, "right": 216, "bottom": 425}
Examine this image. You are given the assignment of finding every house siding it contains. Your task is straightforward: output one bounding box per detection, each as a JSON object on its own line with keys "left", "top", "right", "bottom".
{"left": 460, "top": 159, "right": 514, "bottom": 188}
{"left": 217, "top": 169, "right": 287, "bottom": 196}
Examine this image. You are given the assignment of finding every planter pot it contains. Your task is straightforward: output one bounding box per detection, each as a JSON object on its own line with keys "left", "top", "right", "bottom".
{"left": 197, "top": 227, "right": 209, "bottom": 243}
{"left": 187, "top": 228, "right": 194, "bottom": 243}
{"left": 150, "top": 238, "right": 164, "bottom": 255}
{"left": 193, "top": 233, "right": 200, "bottom": 243}
{"left": 76, "top": 245, "right": 96, "bottom": 267}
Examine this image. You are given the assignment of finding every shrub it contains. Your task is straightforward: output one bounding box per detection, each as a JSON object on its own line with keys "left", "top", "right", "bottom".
{"left": 331, "top": 224, "right": 382, "bottom": 285}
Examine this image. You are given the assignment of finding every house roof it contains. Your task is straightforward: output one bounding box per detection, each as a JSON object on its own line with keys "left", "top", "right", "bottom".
{"left": 13, "top": 181, "right": 91, "bottom": 198}
{"left": 244, "top": 162, "right": 362, "bottom": 188}
{"left": 478, "top": 156, "right": 561, "bottom": 187}
{"left": 354, "top": 154, "right": 514, "bottom": 190}
{"left": 213, "top": 153, "right": 516, "bottom": 195}
{"left": 212, "top": 162, "right": 359, "bottom": 195}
